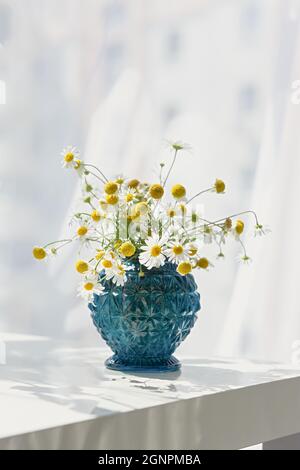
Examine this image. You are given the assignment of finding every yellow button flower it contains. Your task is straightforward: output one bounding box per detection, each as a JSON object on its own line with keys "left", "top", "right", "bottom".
{"left": 127, "top": 179, "right": 139, "bottom": 189}
{"left": 196, "top": 257, "right": 209, "bottom": 269}
{"left": 235, "top": 219, "right": 244, "bottom": 235}
{"left": 77, "top": 226, "right": 88, "bottom": 237}
{"left": 119, "top": 241, "right": 136, "bottom": 257}
{"left": 32, "top": 246, "right": 47, "bottom": 260}
{"left": 171, "top": 184, "right": 186, "bottom": 199}
{"left": 104, "top": 181, "right": 118, "bottom": 195}
{"left": 214, "top": 179, "right": 225, "bottom": 194}
{"left": 150, "top": 184, "right": 164, "bottom": 200}
{"left": 84, "top": 282, "right": 94, "bottom": 291}
{"left": 95, "top": 250, "right": 105, "bottom": 260}
{"left": 102, "top": 259, "right": 113, "bottom": 269}
{"left": 76, "top": 260, "right": 89, "bottom": 274}
{"left": 126, "top": 193, "right": 134, "bottom": 202}
{"left": 177, "top": 261, "right": 192, "bottom": 275}
{"left": 64, "top": 152, "right": 74, "bottom": 163}
{"left": 106, "top": 194, "right": 119, "bottom": 205}
{"left": 91, "top": 210, "right": 101, "bottom": 222}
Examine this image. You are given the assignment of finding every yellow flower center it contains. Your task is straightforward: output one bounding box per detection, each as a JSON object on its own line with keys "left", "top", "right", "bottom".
{"left": 197, "top": 258, "right": 209, "bottom": 269}
{"left": 126, "top": 193, "right": 134, "bottom": 202}
{"left": 116, "top": 177, "right": 124, "bottom": 184}
{"left": 128, "top": 179, "right": 139, "bottom": 189}
{"left": 77, "top": 226, "right": 88, "bottom": 237}
{"left": 215, "top": 179, "right": 225, "bottom": 193}
{"left": 171, "top": 184, "right": 186, "bottom": 199}
{"left": 150, "top": 245, "right": 161, "bottom": 257}
{"left": 117, "top": 264, "right": 125, "bottom": 274}
{"left": 76, "top": 260, "right": 89, "bottom": 274}
{"left": 235, "top": 220, "right": 244, "bottom": 235}
{"left": 150, "top": 184, "right": 164, "bottom": 200}
{"left": 74, "top": 159, "right": 82, "bottom": 169}
{"left": 167, "top": 209, "right": 176, "bottom": 218}
{"left": 177, "top": 262, "right": 192, "bottom": 275}
{"left": 84, "top": 282, "right": 94, "bottom": 291}
{"left": 173, "top": 245, "right": 183, "bottom": 255}
{"left": 95, "top": 250, "right": 105, "bottom": 260}
{"left": 120, "top": 241, "right": 136, "bottom": 257}
{"left": 189, "top": 246, "right": 198, "bottom": 257}
{"left": 64, "top": 152, "right": 74, "bottom": 163}
{"left": 102, "top": 259, "right": 113, "bottom": 269}
{"left": 32, "top": 246, "right": 47, "bottom": 260}
{"left": 104, "top": 181, "right": 118, "bottom": 195}
{"left": 91, "top": 210, "right": 101, "bottom": 222}
{"left": 106, "top": 194, "right": 119, "bottom": 205}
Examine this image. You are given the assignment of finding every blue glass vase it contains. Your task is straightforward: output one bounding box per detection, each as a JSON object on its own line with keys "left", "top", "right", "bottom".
{"left": 88, "top": 261, "right": 200, "bottom": 372}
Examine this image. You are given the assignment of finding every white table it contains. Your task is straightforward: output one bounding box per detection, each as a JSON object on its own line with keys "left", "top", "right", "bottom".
{"left": 1, "top": 333, "right": 300, "bottom": 450}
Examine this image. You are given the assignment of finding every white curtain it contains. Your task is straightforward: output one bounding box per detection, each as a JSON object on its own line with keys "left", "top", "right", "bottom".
{"left": 218, "top": 0, "right": 300, "bottom": 362}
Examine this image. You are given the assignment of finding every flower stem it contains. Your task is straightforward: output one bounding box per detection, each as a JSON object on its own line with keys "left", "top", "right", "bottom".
{"left": 83, "top": 164, "right": 108, "bottom": 182}
{"left": 163, "top": 148, "right": 178, "bottom": 188}
{"left": 186, "top": 187, "right": 214, "bottom": 204}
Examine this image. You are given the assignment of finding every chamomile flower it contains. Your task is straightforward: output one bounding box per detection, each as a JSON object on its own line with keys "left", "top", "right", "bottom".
{"left": 61, "top": 146, "right": 80, "bottom": 169}
{"left": 100, "top": 251, "right": 119, "bottom": 273}
{"left": 233, "top": 220, "right": 245, "bottom": 240}
{"left": 254, "top": 223, "right": 271, "bottom": 237}
{"left": 123, "top": 187, "right": 137, "bottom": 203}
{"left": 238, "top": 253, "right": 252, "bottom": 265}
{"left": 203, "top": 226, "right": 214, "bottom": 244}
{"left": 106, "top": 263, "right": 127, "bottom": 286}
{"left": 78, "top": 274, "right": 105, "bottom": 301}
{"left": 76, "top": 221, "right": 93, "bottom": 241}
{"left": 195, "top": 257, "right": 214, "bottom": 270}
{"left": 165, "top": 240, "right": 189, "bottom": 264}
{"left": 139, "top": 235, "right": 167, "bottom": 269}
{"left": 166, "top": 140, "right": 192, "bottom": 153}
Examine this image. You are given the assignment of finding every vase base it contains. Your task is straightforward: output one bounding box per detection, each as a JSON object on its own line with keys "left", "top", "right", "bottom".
{"left": 105, "top": 355, "right": 181, "bottom": 373}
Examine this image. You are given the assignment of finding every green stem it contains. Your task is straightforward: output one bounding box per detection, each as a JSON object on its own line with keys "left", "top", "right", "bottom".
{"left": 163, "top": 148, "right": 178, "bottom": 188}
{"left": 186, "top": 187, "right": 214, "bottom": 204}
{"left": 83, "top": 164, "right": 108, "bottom": 182}
{"left": 43, "top": 239, "right": 72, "bottom": 248}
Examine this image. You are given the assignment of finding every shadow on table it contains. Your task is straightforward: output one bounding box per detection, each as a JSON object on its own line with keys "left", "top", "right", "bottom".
{"left": 2, "top": 338, "right": 300, "bottom": 417}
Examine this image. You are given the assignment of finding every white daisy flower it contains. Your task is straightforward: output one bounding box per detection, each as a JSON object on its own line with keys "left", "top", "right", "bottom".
{"left": 106, "top": 263, "right": 127, "bottom": 287}
{"left": 139, "top": 235, "right": 167, "bottom": 269}
{"left": 100, "top": 251, "right": 119, "bottom": 274}
{"left": 165, "top": 240, "right": 189, "bottom": 264}
{"left": 78, "top": 274, "right": 105, "bottom": 301}
{"left": 61, "top": 145, "right": 80, "bottom": 169}
{"left": 123, "top": 187, "right": 137, "bottom": 204}
{"left": 254, "top": 223, "right": 271, "bottom": 237}
{"left": 238, "top": 253, "right": 252, "bottom": 265}
{"left": 76, "top": 220, "right": 94, "bottom": 241}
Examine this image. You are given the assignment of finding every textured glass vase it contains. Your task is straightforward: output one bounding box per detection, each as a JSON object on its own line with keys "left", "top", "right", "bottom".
{"left": 88, "top": 261, "right": 200, "bottom": 372}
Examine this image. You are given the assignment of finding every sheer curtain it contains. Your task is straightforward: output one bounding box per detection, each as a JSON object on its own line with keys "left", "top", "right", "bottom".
{"left": 218, "top": 0, "right": 300, "bottom": 362}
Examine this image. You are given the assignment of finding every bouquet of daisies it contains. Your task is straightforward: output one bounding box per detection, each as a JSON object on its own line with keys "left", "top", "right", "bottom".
{"left": 33, "top": 142, "right": 268, "bottom": 301}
